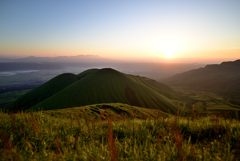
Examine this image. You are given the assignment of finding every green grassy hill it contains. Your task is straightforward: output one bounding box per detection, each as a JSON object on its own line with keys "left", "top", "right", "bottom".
{"left": 9, "top": 68, "right": 182, "bottom": 113}
{"left": 10, "top": 73, "right": 79, "bottom": 110}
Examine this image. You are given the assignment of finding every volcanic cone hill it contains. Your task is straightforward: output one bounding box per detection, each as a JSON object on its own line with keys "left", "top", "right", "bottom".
{"left": 10, "top": 68, "right": 181, "bottom": 113}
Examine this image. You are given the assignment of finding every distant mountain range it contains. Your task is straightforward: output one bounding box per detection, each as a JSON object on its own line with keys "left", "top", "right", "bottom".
{"left": 9, "top": 68, "right": 182, "bottom": 113}
{"left": 0, "top": 55, "right": 117, "bottom": 72}
{"left": 163, "top": 59, "right": 240, "bottom": 98}
{"left": 0, "top": 55, "right": 113, "bottom": 63}
{"left": 0, "top": 55, "right": 207, "bottom": 80}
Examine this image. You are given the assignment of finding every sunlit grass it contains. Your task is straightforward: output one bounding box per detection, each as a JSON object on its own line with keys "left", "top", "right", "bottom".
{"left": 0, "top": 107, "right": 239, "bottom": 160}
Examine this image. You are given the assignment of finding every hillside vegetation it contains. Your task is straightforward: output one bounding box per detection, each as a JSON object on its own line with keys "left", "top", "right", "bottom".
{"left": 9, "top": 73, "right": 79, "bottom": 110}
{"left": 0, "top": 103, "right": 239, "bottom": 160}
{"left": 163, "top": 60, "right": 240, "bottom": 98}
{"left": 9, "top": 68, "right": 182, "bottom": 114}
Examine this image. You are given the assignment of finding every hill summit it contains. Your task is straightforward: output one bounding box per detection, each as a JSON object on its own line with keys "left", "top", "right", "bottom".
{"left": 10, "top": 68, "right": 181, "bottom": 113}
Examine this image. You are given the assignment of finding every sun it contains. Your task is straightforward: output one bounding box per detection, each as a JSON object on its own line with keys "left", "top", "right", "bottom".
{"left": 163, "top": 43, "right": 176, "bottom": 59}
{"left": 150, "top": 40, "right": 183, "bottom": 59}
{"left": 165, "top": 49, "right": 174, "bottom": 59}
{"left": 166, "top": 53, "right": 173, "bottom": 59}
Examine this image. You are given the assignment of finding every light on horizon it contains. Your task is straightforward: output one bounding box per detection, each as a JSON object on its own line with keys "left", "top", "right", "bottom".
{"left": 163, "top": 41, "right": 180, "bottom": 59}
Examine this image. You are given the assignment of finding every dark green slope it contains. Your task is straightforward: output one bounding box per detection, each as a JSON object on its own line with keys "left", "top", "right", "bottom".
{"left": 9, "top": 73, "right": 79, "bottom": 110}
{"left": 9, "top": 69, "right": 99, "bottom": 111}
{"left": 29, "top": 68, "right": 179, "bottom": 113}
{"left": 77, "top": 68, "right": 100, "bottom": 79}
{"left": 129, "top": 75, "right": 180, "bottom": 100}
{"left": 163, "top": 59, "right": 240, "bottom": 98}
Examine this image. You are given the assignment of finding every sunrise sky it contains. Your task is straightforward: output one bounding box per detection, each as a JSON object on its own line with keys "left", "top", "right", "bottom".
{"left": 0, "top": 0, "right": 239, "bottom": 62}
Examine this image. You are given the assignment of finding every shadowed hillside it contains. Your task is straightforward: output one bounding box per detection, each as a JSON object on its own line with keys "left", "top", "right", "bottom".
{"left": 10, "top": 73, "right": 79, "bottom": 110}
{"left": 163, "top": 60, "right": 240, "bottom": 98}
{"left": 9, "top": 68, "right": 182, "bottom": 114}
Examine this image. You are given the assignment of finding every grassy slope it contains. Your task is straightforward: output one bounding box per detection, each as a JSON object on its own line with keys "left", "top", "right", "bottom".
{"left": 0, "top": 105, "right": 239, "bottom": 160}
{"left": 10, "top": 73, "right": 79, "bottom": 110}
{"left": 41, "top": 103, "right": 169, "bottom": 121}
{"left": 30, "top": 68, "right": 179, "bottom": 113}
{"left": 163, "top": 60, "right": 240, "bottom": 98}
{"left": 9, "top": 69, "right": 101, "bottom": 110}
{"left": 169, "top": 88, "right": 240, "bottom": 113}
{"left": 130, "top": 75, "right": 180, "bottom": 100}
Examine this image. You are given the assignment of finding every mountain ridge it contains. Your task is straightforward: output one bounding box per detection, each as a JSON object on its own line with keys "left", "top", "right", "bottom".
{"left": 163, "top": 59, "right": 240, "bottom": 98}
{"left": 0, "top": 55, "right": 115, "bottom": 63}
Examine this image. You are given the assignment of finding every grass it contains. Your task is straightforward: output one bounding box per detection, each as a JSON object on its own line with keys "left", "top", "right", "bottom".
{"left": 0, "top": 103, "right": 240, "bottom": 160}
{"left": 172, "top": 89, "right": 240, "bottom": 113}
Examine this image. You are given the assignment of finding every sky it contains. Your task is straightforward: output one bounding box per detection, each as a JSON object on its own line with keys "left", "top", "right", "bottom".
{"left": 0, "top": 0, "right": 240, "bottom": 62}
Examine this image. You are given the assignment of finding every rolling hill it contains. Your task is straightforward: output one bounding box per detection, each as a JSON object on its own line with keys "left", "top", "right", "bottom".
{"left": 9, "top": 68, "right": 181, "bottom": 113}
{"left": 163, "top": 59, "right": 240, "bottom": 98}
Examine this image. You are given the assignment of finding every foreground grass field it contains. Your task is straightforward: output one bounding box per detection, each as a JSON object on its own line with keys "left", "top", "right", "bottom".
{"left": 0, "top": 104, "right": 240, "bottom": 160}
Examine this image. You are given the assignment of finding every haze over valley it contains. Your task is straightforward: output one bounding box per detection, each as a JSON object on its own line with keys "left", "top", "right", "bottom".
{"left": 0, "top": 55, "right": 205, "bottom": 97}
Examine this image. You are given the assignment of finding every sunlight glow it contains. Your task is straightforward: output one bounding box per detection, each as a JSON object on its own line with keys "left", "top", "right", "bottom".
{"left": 163, "top": 41, "right": 179, "bottom": 59}
{"left": 165, "top": 51, "right": 174, "bottom": 59}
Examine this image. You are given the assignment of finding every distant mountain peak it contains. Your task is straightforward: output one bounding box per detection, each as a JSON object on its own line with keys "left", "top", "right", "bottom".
{"left": 76, "top": 54, "right": 100, "bottom": 57}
